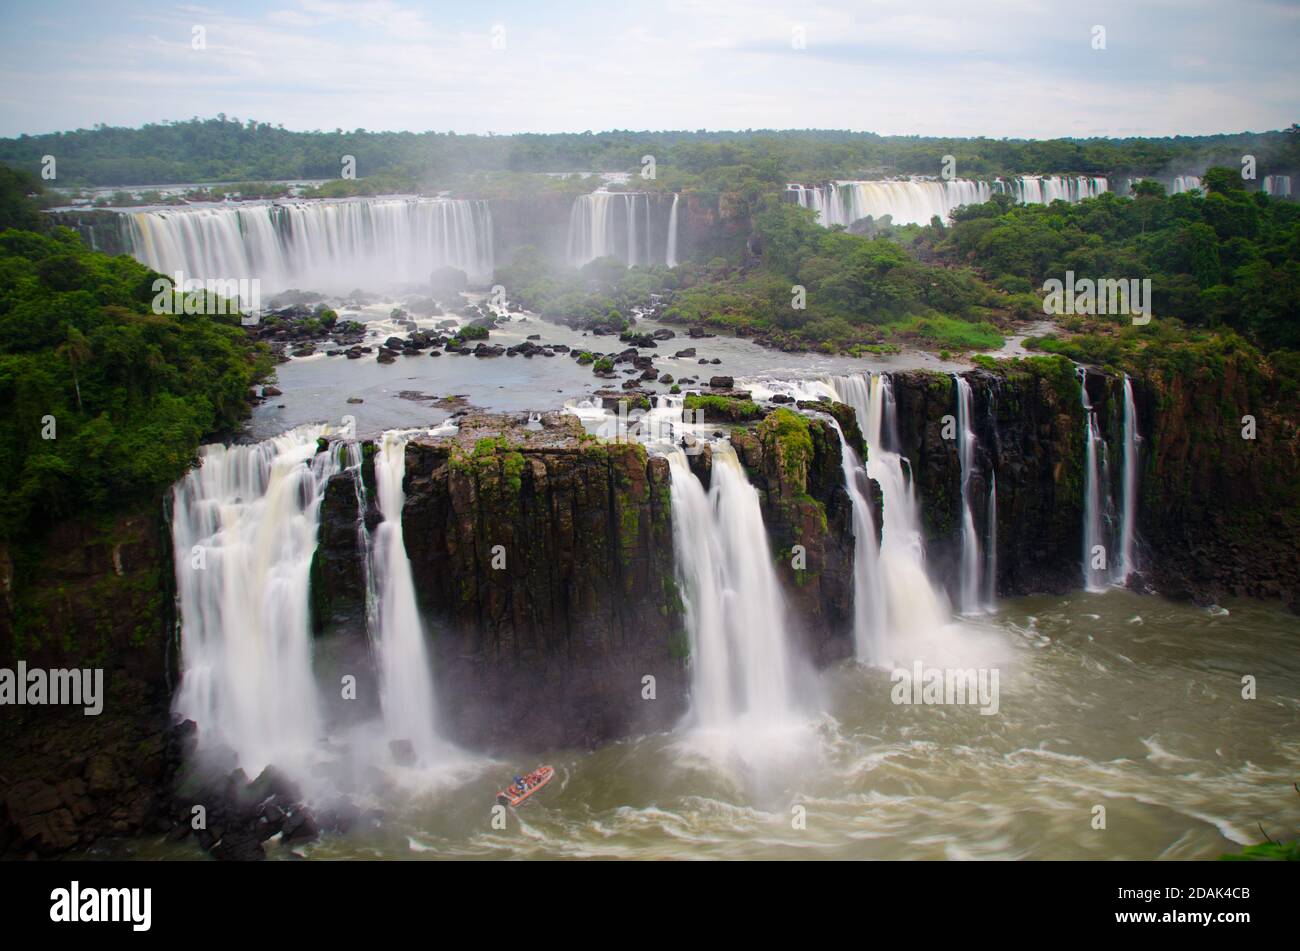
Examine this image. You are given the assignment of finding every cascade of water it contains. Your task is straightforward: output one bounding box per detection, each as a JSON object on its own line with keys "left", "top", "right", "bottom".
{"left": 1114, "top": 375, "right": 1141, "bottom": 584}
{"left": 984, "top": 471, "right": 998, "bottom": 612}
{"left": 170, "top": 426, "right": 345, "bottom": 776}
{"left": 827, "top": 418, "right": 886, "bottom": 661}
{"left": 833, "top": 179, "right": 991, "bottom": 227}
{"left": 567, "top": 191, "right": 615, "bottom": 266}
{"left": 626, "top": 193, "right": 640, "bottom": 267}
{"left": 789, "top": 176, "right": 1106, "bottom": 228}
{"left": 954, "top": 375, "right": 982, "bottom": 614}
{"left": 665, "top": 445, "right": 800, "bottom": 731}
{"left": 1080, "top": 369, "right": 1111, "bottom": 592}
{"left": 1263, "top": 175, "right": 1292, "bottom": 198}
{"left": 823, "top": 373, "right": 951, "bottom": 664}
{"left": 367, "top": 431, "right": 440, "bottom": 761}
{"left": 786, "top": 183, "right": 826, "bottom": 221}
{"left": 123, "top": 197, "right": 495, "bottom": 293}
{"left": 568, "top": 191, "right": 669, "bottom": 267}
{"left": 666, "top": 193, "right": 680, "bottom": 267}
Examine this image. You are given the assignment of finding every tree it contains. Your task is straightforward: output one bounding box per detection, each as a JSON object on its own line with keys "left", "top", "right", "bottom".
{"left": 1202, "top": 166, "right": 1245, "bottom": 194}
{"left": 55, "top": 325, "right": 91, "bottom": 412}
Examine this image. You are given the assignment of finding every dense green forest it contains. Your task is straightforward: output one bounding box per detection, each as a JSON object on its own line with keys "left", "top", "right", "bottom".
{"left": 924, "top": 168, "right": 1300, "bottom": 350}
{"left": 0, "top": 168, "right": 269, "bottom": 541}
{"left": 3, "top": 116, "right": 1298, "bottom": 188}
{"left": 485, "top": 164, "right": 1300, "bottom": 369}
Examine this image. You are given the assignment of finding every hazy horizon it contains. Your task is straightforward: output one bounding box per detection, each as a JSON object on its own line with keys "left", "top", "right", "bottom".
{"left": 1, "top": 0, "right": 1297, "bottom": 140}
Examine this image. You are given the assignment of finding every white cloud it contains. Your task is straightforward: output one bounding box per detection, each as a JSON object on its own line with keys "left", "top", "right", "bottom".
{"left": 0, "top": 0, "right": 1296, "bottom": 137}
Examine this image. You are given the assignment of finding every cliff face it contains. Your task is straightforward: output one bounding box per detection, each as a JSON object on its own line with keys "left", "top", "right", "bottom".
{"left": 0, "top": 509, "right": 176, "bottom": 857}
{"left": 681, "top": 192, "right": 754, "bottom": 263}
{"left": 311, "top": 454, "right": 384, "bottom": 726}
{"left": 888, "top": 357, "right": 1300, "bottom": 609}
{"left": 1136, "top": 357, "right": 1300, "bottom": 606}
{"left": 891, "top": 365, "right": 1087, "bottom": 599}
{"left": 399, "top": 413, "right": 685, "bottom": 751}
{"left": 47, "top": 210, "right": 129, "bottom": 256}
{"left": 488, "top": 193, "right": 575, "bottom": 266}
{"left": 729, "top": 406, "right": 866, "bottom": 664}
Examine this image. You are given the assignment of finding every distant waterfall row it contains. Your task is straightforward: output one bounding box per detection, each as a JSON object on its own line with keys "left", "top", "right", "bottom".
{"left": 1121, "top": 174, "right": 1292, "bottom": 197}
{"left": 1264, "top": 175, "right": 1292, "bottom": 197}
{"left": 122, "top": 197, "right": 495, "bottom": 293}
{"left": 787, "top": 176, "right": 1108, "bottom": 227}
{"left": 171, "top": 426, "right": 445, "bottom": 785}
{"left": 566, "top": 191, "right": 680, "bottom": 268}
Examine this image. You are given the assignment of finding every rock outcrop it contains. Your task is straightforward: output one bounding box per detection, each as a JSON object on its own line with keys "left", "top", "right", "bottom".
{"left": 400, "top": 413, "right": 686, "bottom": 750}
{"left": 729, "top": 406, "right": 866, "bottom": 664}
{"left": 888, "top": 354, "right": 1300, "bottom": 608}
{"left": 890, "top": 363, "right": 1086, "bottom": 599}
{"left": 0, "top": 509, "right": 176, "bottom": 857}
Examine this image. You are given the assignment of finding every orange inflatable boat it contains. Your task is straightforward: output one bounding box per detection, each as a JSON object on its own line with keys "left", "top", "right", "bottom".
{"left": 496, "top": 765, "right": 555, "bottom": 807}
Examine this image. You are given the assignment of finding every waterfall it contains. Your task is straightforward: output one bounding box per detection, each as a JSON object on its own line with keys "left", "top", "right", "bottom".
{"left": 1078, "top": 369, "right": 1142, "bottom": 591}
{"left": 786, "top": 184, "right": 826, "bottom": 221}
{"left": 568, "top": 191, "right": 666, "bottom": 267}
{"left": 823, "top": 373, "right": 951, "bottom": 665}
{"left": 788, "top": 176, "right": 1106, "bottom": 228}
{"left": 627, "top": 192, "right": 640, "bottom": 267}
{"left": 122, "top": 197, "right": 495, "bottom": 293}
{"left": 1079, "top": 369, "right": 1112, "bottom": 593}
{"left": 367, "top": 431, "right": 440, "bottom": 762}
{"left": 1114, "top": 375, "right": 1140, "bottom": 585}
{"left": 813, "top": 415, "right": 886, "bottom": 661}
{"left": 743, "top": 371, "right": 1014, "bottom": 667}
{"left": 666, "top": 445, "right": 800, "bottom": 732}
{"left": 567, "top": 192, "right": 613, "bottom": 266}
{"left": 170, "top": 426, "right": 344, "bottom": 776}
{"left": 984, "top": 471, "right": 998, "bottom": 611}
{"left": 666, "top": 193, "right": 680, "bottom": 267}
{"left": 1263, "top": 175, "right": 1292, "bottom": 198}
{"left": 954, "top": 375, "right": 982, "bottom": 614}
{"left": 993, "top": 175, "right": 1109, "bottom": 205}
{"left": 1170, "top": 176, "right": 1202, "bottom": 195}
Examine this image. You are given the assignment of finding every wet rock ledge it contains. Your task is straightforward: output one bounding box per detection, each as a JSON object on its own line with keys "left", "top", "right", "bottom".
{"left": 400, "top": 412, "right": 686, "bottom": 751}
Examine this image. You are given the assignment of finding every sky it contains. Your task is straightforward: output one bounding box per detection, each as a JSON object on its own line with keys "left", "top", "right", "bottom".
{"left": 0, "top": 0, "right": 1297, "bottom": 139}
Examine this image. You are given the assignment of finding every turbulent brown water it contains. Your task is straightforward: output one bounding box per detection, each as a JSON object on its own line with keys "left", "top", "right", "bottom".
{"left": 95, "top": 591, "right": 1299, "bottom": 860}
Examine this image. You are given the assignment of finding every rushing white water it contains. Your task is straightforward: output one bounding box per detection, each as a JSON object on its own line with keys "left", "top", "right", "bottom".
{"left": 368, "top": 431, "right": 440, "bottom": 762}
{"left": 785, "top": 184, "right": 826, "bottom": 221}
{"left": 829, "top": 418, "right": 887, "bottom": 661}
{"left": 818, "top": 373, "right": 959, "bottom": 666}
{"left": 1263, "top": 175, "right": 1292, "bottom": 198}
{"left": 665, "top": 193, "right": 680, "bottom": 267}
{"left": 993, "top": 175, "right": 1109, "bottom": 205}
{"left": 171, "top": 426, "right": 344, "bottom": 776}
{"left": 122, "top": 197, "right": 495, "bottom": 293}
{"left": 1115, "top": 375, "right": 1141, "bottom": 584}
{"left": 1170, "top": 175, "right": 1203, "bottom": 195}
{"left": 1079, "top": 369, "right": 1141, "bottom": 590}
{"left": 1080, "top": 369, "right": 1111, "bottom": 592}
{"left": 788, "top": 179, "right": 990, "bottom": 227}
{"left": 954, "top": 375, "right": 982, "bottom": 614}
{"left": 568, "top": 191, "right": 674, "bottom": 267}
{"left": 746, "top": 372, "right": 959, "bottom": 665}
{"left": 846, "top": 375, "right": 950, "bottom": 658}
{"left": 984, "top": 471, "right": 998, "bottom": 611}
{"left": 789, "top": 176, "right": 1106, "bottom": 228}
{"left": 666, "top": 446, "right": 801, "bottom": 735}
